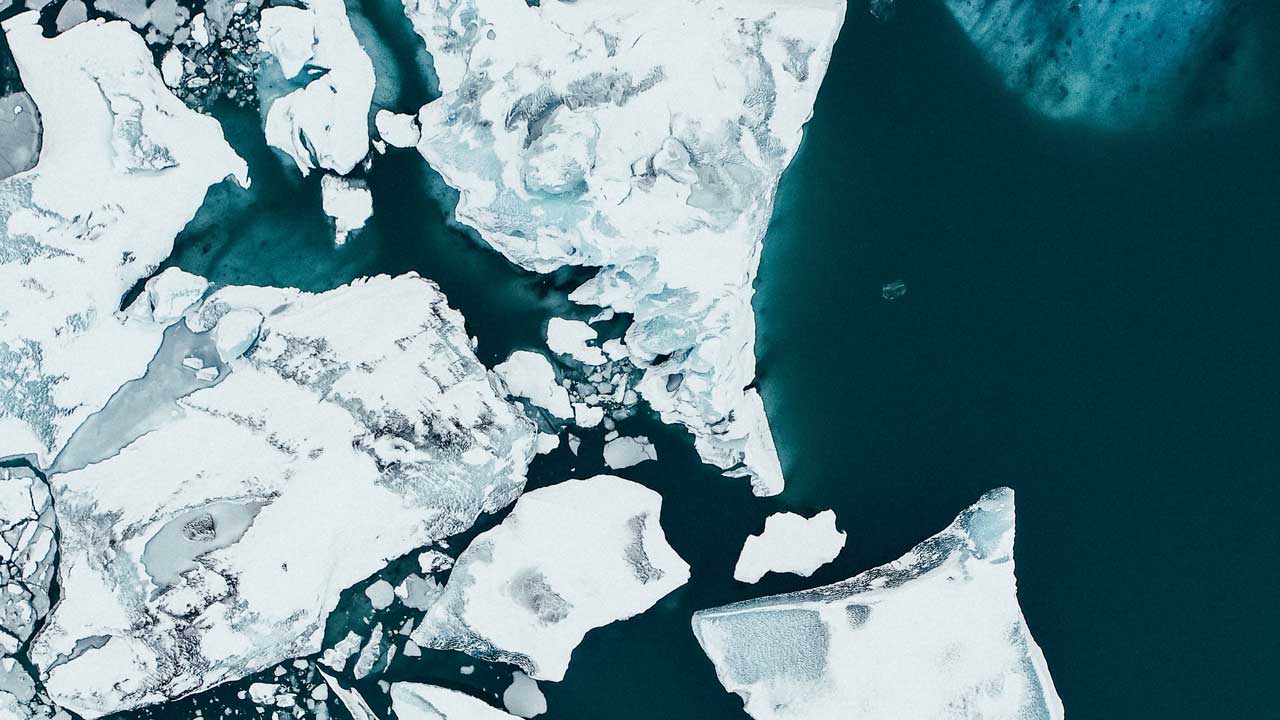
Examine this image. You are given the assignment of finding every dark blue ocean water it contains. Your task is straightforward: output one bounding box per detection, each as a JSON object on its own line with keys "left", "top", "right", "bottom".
{"left": 8, "top": 1, "right": 1280, "bottom": 719}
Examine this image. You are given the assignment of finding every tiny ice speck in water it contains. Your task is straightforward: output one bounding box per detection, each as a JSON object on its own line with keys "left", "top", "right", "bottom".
{"left": 881, "top": 280, "right": 907, "bottom": 300}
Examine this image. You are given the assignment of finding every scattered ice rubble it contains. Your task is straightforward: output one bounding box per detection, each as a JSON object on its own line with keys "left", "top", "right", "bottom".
{"left": 402, "top": 0, "right": 848, "bottom": 496}
{"left": 0, "top": 12, "right": 248, "bottom": 468}
{"left": 734, "top": 509, "right": 846, "bottom": 584}
{"left": 693, "top": 488, "right": 1063, "bottom": 720}
{"left": 412, "top": 475, "right": 690, "bottom": 682}
{"left": 942, "top": 0, "right": 1270, "bottom": 130}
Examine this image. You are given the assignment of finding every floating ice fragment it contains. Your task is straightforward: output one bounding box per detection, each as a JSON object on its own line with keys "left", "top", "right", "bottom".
{"left": 365, "top": 580, "right": 395, "bottom": 610}
{"left": 693, "top": 488, "right": 1063, "bottom": 720}
{"left": 733, "top": 510, "right": 846, "bottom": 584}
{"left": 375, "top": 109, "right": 421, "bottom": 148}
{"left": 211, "top": 307, "right": 263, "bottom": 362}
{"left": 411, "top": 476, "right": 690, "bottom": 681}
{"left": 503, "top": 672, "right": 547, "bottom": 718}
{"left": 546, "top": 318, "right": 606, "bottom": 366}
{"left": 392, "top": 683, "right": 518, "bottom": 720}
{"left": 495, "top": 351, "right": 573, "bottom": 420}
{"left": 880, "top": 279, "right": 906, "bottom": 301}
{"left": 320, "top": 174, "right": 373, "bottom": 245}
{"left": 602, "top": 435, "right": 657, "bottom": 470}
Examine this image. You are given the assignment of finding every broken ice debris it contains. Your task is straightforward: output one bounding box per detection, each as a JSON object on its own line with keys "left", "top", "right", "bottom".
{"left": 392, "top": 683, "right": 519, "bottom": 720}
{"left": 693, "top": 488, "right": 1063, "bottom": 720}
{"left": 602, "top": 435, "right": 658, "bottom": 470}
{"left": 411, "top": 475, "right": 690, "bottom": 681}
{"left": 733, "top": 510, "right": 846, "bottom": 584}
{"left": 495, "top": 350, "right": 573, "bottom": 420}
{"left": 320, "top": 174, "right": 373, "bottom": 245}
{"left": 880, "top": 279, "right": 906, "bottom": 300}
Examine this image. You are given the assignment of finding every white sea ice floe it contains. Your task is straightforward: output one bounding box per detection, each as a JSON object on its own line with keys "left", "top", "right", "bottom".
{"left": 545, "top": 318, "right": 606, "bottom": 366}
{"left": 402, "top": 0, "right": 846, "bottom": 496}
{"left": 160, "top": 47, "right": 184, "bottom": 88}
{"left": 30, "top": 274, "right": 536, "bottom": 718}
{"left": 534, "top": 432, "right": 560, "bottom": 454}
{"left": 502, "top": 672, "right": 547, "bottom": 718}
{"left": 392, "top": 683, "right": 519, "bottom": 720}
{"left": 320, "top": 174, "right": 374, "bottom": 245}
{"left": 693, "top": 488, "right": 1063, "bottom": 720}
{"left": 733, "top": 510, "right": 845, "bottom": 584}
{"left": 140, "top": 267, "right": 210, "bottom": 325}
{"left": 494, "top": 350, "right": 573, "bottom": 420}
{"left": 210, "top": 307, "right": 263, "bottom": 362}
{"left": 321, "top": 670, "right": 376, "bottom": 720}
{"left": 260, "top": 0, "right": 374, "bottom": 175}
{"left": 602, "top": 435, "right": 657, "bottom": 470}
{"left": 375, "top": 109, "right": 422, "bottom": 148}
{"left": 0, "top": 466, "right": 56, "bottom": 654}
{"left": 365, "top": 580, "right": 396, "bottom": 610}
{"left": 571, "top": 403, "right": 603, "bottom": 428}
{"left": 411, "top": 475, "right": 690, "bottom": 681}
{"left": 0, "top": 13, "right": 247, "bottom": 467}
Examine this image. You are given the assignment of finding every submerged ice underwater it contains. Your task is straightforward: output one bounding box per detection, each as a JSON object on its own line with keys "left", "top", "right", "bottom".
{"left": 1, "top": 0, "right": 1279, "bottom": 718}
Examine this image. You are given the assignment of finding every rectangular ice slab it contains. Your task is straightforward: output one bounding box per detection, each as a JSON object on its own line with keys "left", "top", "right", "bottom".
{"left": 693, "top": 488, "right": 1063, "bottom": 720}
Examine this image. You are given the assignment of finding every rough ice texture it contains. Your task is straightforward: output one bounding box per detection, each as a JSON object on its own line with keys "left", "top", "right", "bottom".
{"left": 943, "top": 0, "right": 1271, "bottom": 130}
{"left": 402, "top": 0, "right": 847, "bottom": 496}
{"left": 0, "top": 13, "right": 248, "bottom": 468}
{"left": 260, "top": 0, "right": 375, "bottom": 175}
{"left": 392, "top": 683, "right": 519, "bottom": 720}
{"left": 494, "top": 350, "right": 573, "bottom": 420}
{"left": 692, "top": 488, "right": 1063, "bottom": 720}
{"left": 0, "top": 466, "right": 56, "bottom": 654}
{"left": 733, "top": 509, "right": 845, "bottom": 583}
{"left": 411, "top": 475, "right": 690, "bottom": 681}
{"left": 29, "top": 274, "right": 536, "bottom": 718}
{"left": 320, "top": 174, "right": 374, "bottom": 244}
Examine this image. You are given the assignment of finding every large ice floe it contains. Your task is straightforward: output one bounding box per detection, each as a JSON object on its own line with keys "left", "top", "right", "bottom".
{"left": 28, "top": 274, "right": 536, "bottom": 717}
{"left": 411, "top": 475, "right": 689, "bottom": 681}
{"left": 259, "top": 0, "right": 375, "bottom": 175}
{"left": 0, "top": 12, "right": 248, "bottom": 468}
{"left": 692, "top": 488, "right": 1063, "bottom": 720}
{"left": 942, "top": 0, "right": 1271, "bottom": 130}
{"left": 402, "top": 0, "right": 847, "bottom": 496}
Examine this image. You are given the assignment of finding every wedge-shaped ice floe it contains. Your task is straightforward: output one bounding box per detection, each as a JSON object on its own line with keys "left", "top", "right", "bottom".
{"left": 0, "top": 13, "right": 247, "bottom": 467}
{"left": 393, "top": 683, "right": 519, "bottom": 720}
{"left": 402, "top": 0, "right": 847, "bottom": 496}
{"left": 693, "top": 488, "right": 1063, "bottom": 720}
{"left": 29, "top": 273, "right": 535, "bottom": 718}
{"left": 411, "top": 475, "right": 690, "bottom": 681}
{"left": 260, "top": 0, "right": 375, "bottom": 175}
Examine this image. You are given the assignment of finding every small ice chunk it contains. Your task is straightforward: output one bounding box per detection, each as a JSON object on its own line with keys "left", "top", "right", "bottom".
{"left": 733, "top": 510, "right": 846, "bottom": 584}
{"left": 320, "top": 631, "right": 362, "bottom": 672}
{"left": 181, "top": 356, "right": 204, "bottom": 371}
{"left": 573, "top": 403, "right": 603, "bottom": 428}
{"left": 494, "top": 351, "right": 573, "bottom": 420}
{"left": 459, "top": 665, "right": 474, "bottom": 675}
{"left": 392, "top": 684, "right": 518, "bottom": 719}
{"left": 320, "top": 174, "right": 373, "bottom": 245}
{"left": 418, "top": 550, "right": 453, "bottom": 574}
{"left": 546, "top": 318, "right": 606, "bottom": 365}
{"left": 375, "top": 110, "right": 421, "bottom": 148}
{"left": 321, "top": 670, "right": 376, "bottom": 720}
{"left": 881, "top": 279, "right": 907, "bottom": 300}
{"left": 195, "top": 366, "right": 219, "bottom": 382}
{"left": 190, "top": 13, "right": 208, "bottom": 45}
{"left": 601, "top": 338, "right": 626, "bottom": 361}
{"left": 602, "top": 435, "right": 658, "bottom": 470}
{"left": 364, "top": 580, "right": 395, "bottom": 610}
{"left": 567, "top": 434, "right": 581, "bottom": 455}
{"left": 395, "top": 574, "right": 442, "bottom": 610}
{"left": 248, "top": 683, "right": 281, "bottom": 706}
{"left": 145, "top": 267, "right": 210, "bottom": 324}
{"left": 160, "top": 47, "right": 184, "bottom": 88}
{"left": 588, "top": 308, "right": 614, "bottom": 324}
{"left": 535, "top": 433, "right": 560, "bottom": 454}
{"left": 502, "top": 673, "right": 546, "bottom": 718}
{"left": 211, "top": 308, "right": 263, "bottom": 362}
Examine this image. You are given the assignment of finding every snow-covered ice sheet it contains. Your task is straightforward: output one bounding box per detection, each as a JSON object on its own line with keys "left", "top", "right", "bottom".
{"left": 320, "top": 174, "right": 373, "bottom": 245}
{"left": 733, "top": 509, "right": 845, "bottom": 583}
{"left": 494, "top": 350, "right": 573, "bottom": 420}
{"left": 402, "top": 0, "right": 847, "bottom": 495}
{"left": 693, "top": 488, "right": 1063, "bottom": 720}
{"left": 411, "top": 475, "right": 689, "bottom": 681}
{"left": 0, "top": 13, "right": 247, "bottom": 467}
{"left": 260, "top": 0, "right": 374, "bottom": 175}
{"left": 29, "top": 274, "right": 535, "bottom": 717}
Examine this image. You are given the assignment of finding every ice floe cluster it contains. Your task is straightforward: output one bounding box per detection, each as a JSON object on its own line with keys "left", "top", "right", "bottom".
{"left": 402, "top": 0, "right": 848, "bottom": 496}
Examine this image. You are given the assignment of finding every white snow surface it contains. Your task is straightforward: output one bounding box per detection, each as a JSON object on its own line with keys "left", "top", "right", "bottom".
{"left": 29, "top": 274, "right": 536, "bottom": 717}
{"left": 401, "top": 0, "right": 846, "bottom": 495}
{"left": 260, "top": 0, "right": 374, "bottom": 175}
{"left": 411, "top": 475, "right": 690, "bottom": 681}
{"left": 320, "top": 174, "right": 373, "bottom": 244}
{"left": 0, "top": 14, "right": 247, "bottom": 467}
{"left": 693, "top": 488, "right": 1064, "bottom": 720}
{"left": 733, "top": 509, "right": 845, "bottom": 584}
{"left": 494, "top": 350, "right": 572, "bottom": 420}
{"left": 545, "top": 318, "right": 605, "bottom": 366}
{"left": 392, "top": 683, "right": 518, "bottom": 720}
